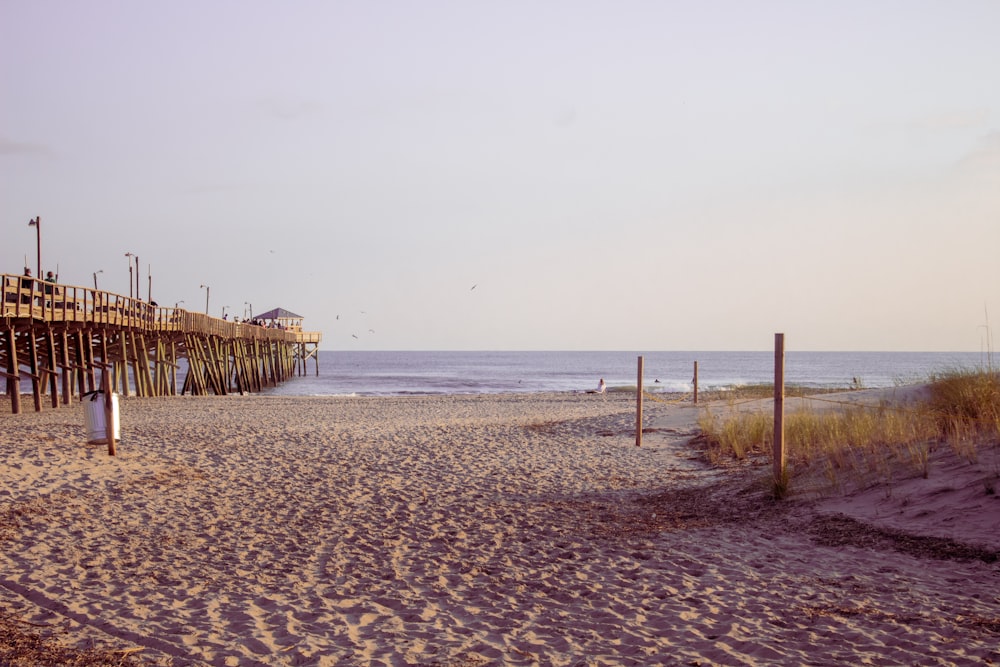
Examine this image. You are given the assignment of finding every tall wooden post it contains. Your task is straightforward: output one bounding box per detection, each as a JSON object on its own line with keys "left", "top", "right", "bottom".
{"left": 60, "top": 330, "right": 72, "bottom": 404}
{"left": 119, "top": 334, "right": 130, "bottom": 397}
{"left": 28, "top": 331, "right": 42, "bottom": 412}
{"left": 102, "top": 369, "right": 116, "bottom": 456}
{"left": 635, "top": 355, "right": 644, "bottom": 447}
{"left": 46, "top": 330, "right": 58, "bottom": 408}
{"left": 773, "top": 333, "right": 785, "bottom": 492}
{"left": 74, "top": 331, "right": 87, "bottom": 398}
{"left": 693, "top": 361, "right": 699, "bottom": 405}
{"left": 170, "top": 340, "right": 178, "bottom": 395}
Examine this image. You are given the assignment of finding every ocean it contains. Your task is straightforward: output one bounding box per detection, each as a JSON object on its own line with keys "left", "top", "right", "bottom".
{"left": 262, "top": 350, "right": 991, "bottom": 397}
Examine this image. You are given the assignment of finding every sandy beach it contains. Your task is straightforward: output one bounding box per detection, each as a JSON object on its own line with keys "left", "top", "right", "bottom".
{"left": 1, "top": 390, "right": 998, "bottom": 666}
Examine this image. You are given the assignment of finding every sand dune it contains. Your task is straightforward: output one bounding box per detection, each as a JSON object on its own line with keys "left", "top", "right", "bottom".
{"left": 1, "top": 390, "right": 997, "bottom": 665}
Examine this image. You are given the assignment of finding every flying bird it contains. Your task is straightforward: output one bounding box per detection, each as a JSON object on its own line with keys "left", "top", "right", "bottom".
{"left": 351, "top": 334, "right": 358, "bottom": 339}
{"left": 470, "top": 284, "right": 477, "bottom": 291}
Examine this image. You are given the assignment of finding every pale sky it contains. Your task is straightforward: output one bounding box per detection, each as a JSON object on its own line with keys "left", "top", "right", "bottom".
{"left": 3, "top": 1, "right": 998, "bottom": 351}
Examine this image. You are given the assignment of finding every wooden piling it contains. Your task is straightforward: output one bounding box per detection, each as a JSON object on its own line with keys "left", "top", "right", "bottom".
{"left": 45, "top": 330, "right": 58, "bottom": 408}
{"left": 28, "top": 330, "right": 41, "bottom": 412}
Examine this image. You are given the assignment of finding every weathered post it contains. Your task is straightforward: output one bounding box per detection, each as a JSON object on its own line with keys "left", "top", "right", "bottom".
{"left": 103, "top": 369, "right": 116, "bottom": 456}
{"left": 773, "top": 333, "right": 785, "bottom": 495}
{"left": 693, "top": 360, "right": 699, "bottom": 405}
{"left": 636, "top": 355, "right": 644, "bottom": 447}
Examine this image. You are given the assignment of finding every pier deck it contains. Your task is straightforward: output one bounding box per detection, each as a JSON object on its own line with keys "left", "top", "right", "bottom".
{"left": 2, "top": 273, "right": 322, "bottom": 415}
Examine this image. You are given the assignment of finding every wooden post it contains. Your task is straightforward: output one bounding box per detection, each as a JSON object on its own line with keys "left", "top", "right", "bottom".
{"left": 28, "top": 331, "right": 42, "bottom": 412}
{"left": 74, "top": 331, "right": 87, "bottom": 398}
{"left": 135, "top": 333, "right": 155, "bottom": 396}
{"left": 169, "top": 340, "right": 178, "bottom": 395}
{"left": 223, "top": 339, "right": 233, "bottom": 393}
{"left": 119, "top": 333, "right": 130, "bottom": 397}
{"left": 635, "top": 355, "right": 644, "bottom": 447}
{"left": 773, "top": 333, "right": 785, "bottom": 492}
{"left": 102, "top": 369, "right": 116, "bottom": 456}
{"left": 99, "top": 333, "right": 110, "bottom": 397}
{"left": 693, "top": 361, "right": 699, "bottom": 405}
{"left": 60, "top": 330, "right": 72, "bottom": 404}
{"left": 46, "top": 330, "right": 58, "bottom": 408}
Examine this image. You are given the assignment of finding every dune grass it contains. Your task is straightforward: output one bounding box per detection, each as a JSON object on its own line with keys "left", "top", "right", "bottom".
{"left": 696, "top": 368, "right": 1000, "bottom": 494}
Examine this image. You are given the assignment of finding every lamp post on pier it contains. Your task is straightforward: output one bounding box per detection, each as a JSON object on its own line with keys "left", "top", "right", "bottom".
{"left": 28, "top": 217, "right": 41, "bottom": 278}
{"left": 93, "top": 270, "right": 103, "bottom": 290}
{"left": 200, "top": 284, "right": 210, "bottom": 314}
{"left": 124, "top": 252, "right": 134, "bottom": 299}
{"left": 134, "top": 255, "right": 140, "bottom": 300}
{"left": 245, "top": 301, "right": 253, "bottom": 321}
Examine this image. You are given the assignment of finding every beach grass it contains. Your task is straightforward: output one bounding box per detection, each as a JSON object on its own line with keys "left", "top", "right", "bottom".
{"left": 696, "top": 368, "right": 1000, "bottom": 491}
{"left": 694, "top": 383, "right": 847, "bottom": 403}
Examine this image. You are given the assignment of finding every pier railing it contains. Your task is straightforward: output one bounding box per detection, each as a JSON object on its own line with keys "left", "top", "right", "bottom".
{"left": 2, "top": 273, "right": 316, "bottom": 343}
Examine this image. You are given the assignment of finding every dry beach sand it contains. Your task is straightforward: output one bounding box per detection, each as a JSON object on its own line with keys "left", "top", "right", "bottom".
{"left": 0, "top": 389, "right": 998, "bottom": 665}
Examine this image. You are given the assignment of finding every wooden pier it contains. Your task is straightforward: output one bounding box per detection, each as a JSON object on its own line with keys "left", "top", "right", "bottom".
{"left": 2, "top": 273, "right": 322, "bottom": 415}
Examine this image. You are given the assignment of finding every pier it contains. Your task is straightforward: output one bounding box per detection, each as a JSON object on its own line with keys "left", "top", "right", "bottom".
{"left": 1, "top": 273, "right": 322, "bottom": 415}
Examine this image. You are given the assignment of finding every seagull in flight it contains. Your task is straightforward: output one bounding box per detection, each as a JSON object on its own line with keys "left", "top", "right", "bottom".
{"left": 470, "top": 284, "right": 477, "bottom": 291}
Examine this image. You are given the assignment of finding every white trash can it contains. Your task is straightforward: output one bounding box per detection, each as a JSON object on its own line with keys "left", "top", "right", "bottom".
{"left": 83, "top": 390, "right": 120, "bottom": 444}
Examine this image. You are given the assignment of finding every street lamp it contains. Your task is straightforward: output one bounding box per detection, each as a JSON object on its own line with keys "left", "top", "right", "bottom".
{"left": 28, "top": 217, "right": 40, "bottom": 277}
{"left": 134, "top": 255, "right": 140, "bottom": 300}
{"left": 222, "top": 305, "right": 230, "bottom": 319}
{"left": 174, "top": 300, "right": 185, "bottom": 309}
{"left": 245, "top": 301, "right": 253, "bottom": 320}
{"left": 124, "top": 252, "right": 134, "bottom": 298}
{"left": 93, "top": 269, "right": 103, "bottom": 290}
{"left": 200, "top": 284, "right": 210, "bottom": 314}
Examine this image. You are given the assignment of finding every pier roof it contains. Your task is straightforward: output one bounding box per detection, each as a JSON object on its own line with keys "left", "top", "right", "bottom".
{"left": 255, "top": 307, "right": 303, "bottom": 320}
